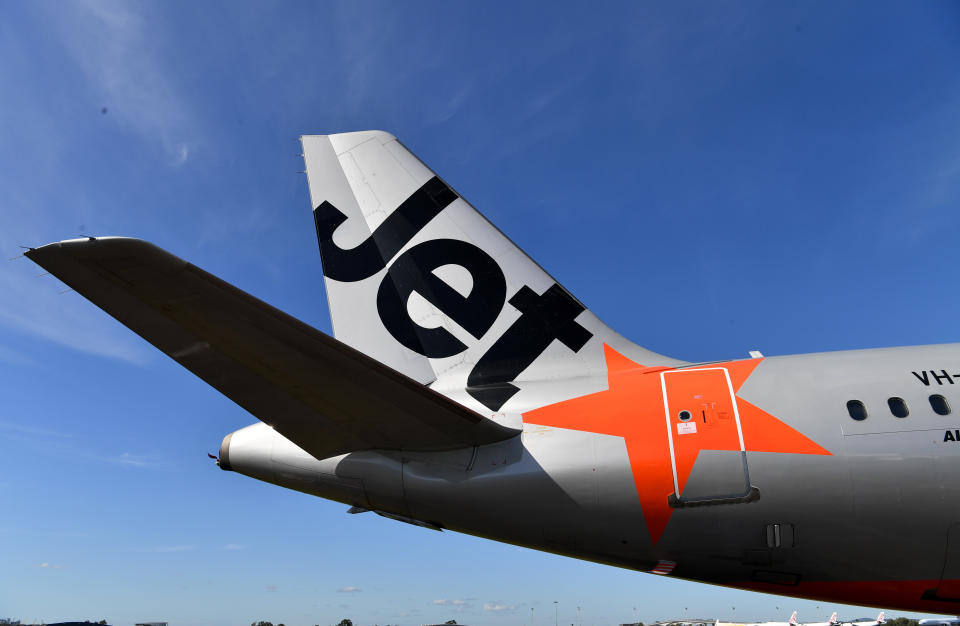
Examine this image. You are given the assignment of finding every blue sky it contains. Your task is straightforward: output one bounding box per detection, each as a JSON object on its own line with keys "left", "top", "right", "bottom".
{"left": 2, "top": 1, "right": 960, "bottom": 624}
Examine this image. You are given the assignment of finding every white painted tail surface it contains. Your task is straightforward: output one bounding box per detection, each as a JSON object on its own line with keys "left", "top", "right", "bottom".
{"left": 301, "top": 131, "right": 682, "bottom": 415}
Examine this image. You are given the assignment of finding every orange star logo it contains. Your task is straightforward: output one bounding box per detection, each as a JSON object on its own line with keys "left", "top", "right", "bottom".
{"left": 523, "top": 344, "right": 830, "bottom": 544}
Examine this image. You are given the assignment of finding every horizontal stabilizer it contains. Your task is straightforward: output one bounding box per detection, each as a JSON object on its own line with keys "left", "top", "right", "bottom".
{"left": 26, "top": 238, "right": 519, "bottom": 459}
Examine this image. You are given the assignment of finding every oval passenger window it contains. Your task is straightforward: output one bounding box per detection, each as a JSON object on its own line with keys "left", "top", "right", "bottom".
{"left": 930, "top": 394, "right": 951, "bottom": 416}
{"left": 888, "top": 397, "right": 909, "bottom": 418}
{"left": 846, "top": 400, "right": 867, "bottom": 421}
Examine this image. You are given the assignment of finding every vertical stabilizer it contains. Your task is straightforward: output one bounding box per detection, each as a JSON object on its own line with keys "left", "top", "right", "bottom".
{"left": 301, "top": 131, "right": 683, "bottom": 414}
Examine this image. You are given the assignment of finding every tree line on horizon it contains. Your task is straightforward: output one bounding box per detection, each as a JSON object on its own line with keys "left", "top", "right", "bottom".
{"left": 250, "top": 618, "right": 457, "bottom": 626}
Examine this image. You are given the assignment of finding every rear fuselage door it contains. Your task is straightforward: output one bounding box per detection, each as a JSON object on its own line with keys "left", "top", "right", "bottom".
{"left": 661, "top": 367, "right": 751, "bottom": 505}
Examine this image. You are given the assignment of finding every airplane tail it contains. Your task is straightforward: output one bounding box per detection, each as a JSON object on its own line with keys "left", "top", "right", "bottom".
{"left": 830, "top": 613, "right": 839, "bottom": 626}
{"left": 877, "top": 613, "right": 885, "bottom": 624}
{"left": 789, "top": 611, "right": 799, "bottom": 626}
{"left": 301, "top": 131, "right": 683, "bottom": 414}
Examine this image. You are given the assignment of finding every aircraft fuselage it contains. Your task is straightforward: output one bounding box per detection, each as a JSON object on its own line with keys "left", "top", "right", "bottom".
{"left": 221, "top": 342, "right": 960, "bottom": 613}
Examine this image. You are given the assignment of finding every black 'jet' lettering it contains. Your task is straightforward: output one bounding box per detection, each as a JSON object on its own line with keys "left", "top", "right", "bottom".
{"left": 467, "top": 284, "right": 593, "bottom": 412}
{"left": 313, "top": 176, "right": 457, "bottom": 282}
{"left": 377, "top": 238, "right": 507, "bottom": 359}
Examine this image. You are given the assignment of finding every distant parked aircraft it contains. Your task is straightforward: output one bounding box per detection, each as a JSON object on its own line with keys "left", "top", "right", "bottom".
{"left": 918, "top": 619, "right": 960, "bottom": 626}
{"left": 844, "top": 612, "right": 886, "bottom": 626}
{"left": 26, "top": 130, "right": 960, "bottom": 612}
{"left": 808, "top": 613, "right": 841, "bottom": 626}
{"left": 717, "top": 610, "right": 800, "bottom": 626}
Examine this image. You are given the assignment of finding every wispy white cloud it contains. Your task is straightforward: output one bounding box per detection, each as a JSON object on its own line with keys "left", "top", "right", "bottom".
{"left": 484, "top": 602, "right": 516, "bottom": 612}
{"left": 98, "top": 451, "right": 161, "bottom": 469}
{"left": 0, "top": 420, "right": 76, "bottom": 440}
{"left": 172, "top": 142, "right": 190, "bottom": 167}
{"left": 0, "top": 342, "right": 33, "bottom": 366}
{"left": 224, "top": 543, "right": 246, "bottom": 551}
{"left": 38, "top": 562, "right": 62, "bottom": 569}
{"left": 0, "top": 263, "right": 150, "bottom": 365}
{"left": 0, "top": 422, "right": 167, "bottom": 474}
{"left": 434, "top": 599, "right": 472, "bottom": 612}
{"left": 0, "top": 1, "right": 205, "bottom": 362}
{"left": 46, "top": 0, "right": 199, "bottom": 164}
{"left": 115, "top": 452, "right": 149, "bottom": 467}
{"left": 338, "top": 586, "right": 361, "bottom": 593}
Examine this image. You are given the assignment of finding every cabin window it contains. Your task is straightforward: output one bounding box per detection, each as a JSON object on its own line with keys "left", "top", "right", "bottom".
{"left": 846, "top": 400, "right": 867, "bottom": 421}
{"left": 888, "top": 397, "right": 909, "bottom": 418}
{"left": 678, "top": 410, "right": 692, "bottom": 421}
{"left": 930, "top": 394, "right": 951, "bottom": 416}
